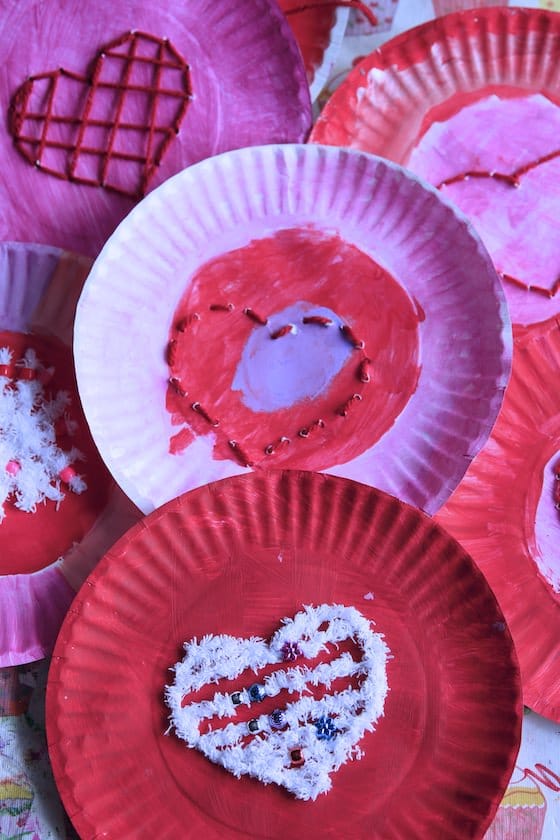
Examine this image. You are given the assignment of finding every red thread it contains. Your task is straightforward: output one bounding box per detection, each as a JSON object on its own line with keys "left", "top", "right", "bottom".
{"left": 264, "top": 436, "right": 291, "bottom": 456}
{"left": 209, "top": 303, "right": 234, "bottom": 312}
{"left": 514, "top": 150, "right": 560, "bottom": 179}
{"left": 437, "top": 151, "right": 560, "bottom": 192}
{"left": 191, "top": 402, "right": 219, "bottom": 427}
{"left": 437, "top": 151, "right": 560, "bottom": 298}
{"left": 176, "top": 313, "right": 200, "bottom": 332}
{"left": 340, "top": 324, "right": 365, "bottom": 349}
{"left": 228, "top": 440, "right": 254, "bottom": 467}
{"left": 336, "top": 393, "right": 363, "bottom": 417}
{"left": 243, "top": 308, "right": 268, "bottom": 326}
{"left": 143, "top": 37, "right": 164, "bottom": 194}
{"left": 298, "top": 419, "right": 325, "bottom": 438}
{"left": 168, "top": 377, "right": 188, "bottom": 398}
{"left": 166, "top": 339, "right": 178, "bottom": 366}
{"left": 270, "top": 324, "right": 294, "bottom": 340}
{"left": 438, "top": 170, "right": 519, "bottom": 190}
{"left": 302, "top": 315, "right": 334, "bottom": 326}
{"left": 358, "top": 358, "right": 371, "bottom": 383}
{"left": 502, "top": 272, "right": 560, "bottom": 298}
{"left": 500, "top": 272, "right": 530, "bottom": 291}
{"left": 8, "top": 31, "right": 192, "bottom": 199}
{"left": 284, "top": 1, "right": 378, "bottom": 28}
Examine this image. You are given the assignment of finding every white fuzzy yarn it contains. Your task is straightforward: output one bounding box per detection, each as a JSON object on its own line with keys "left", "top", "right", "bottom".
{"left": 0, "top": 346, "right": 87, "bottom": 521}
{"left": 165, "top": 604, "right": 390, "bottom": 801}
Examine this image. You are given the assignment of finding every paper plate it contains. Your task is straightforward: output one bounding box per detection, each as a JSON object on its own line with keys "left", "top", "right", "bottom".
{"left": 74, "top": 143, "right": 511, "bottom": 516}
{"left": 436, "top": 315, "right": 560, "bottom": 722}
{"left": 47, "top": 470, "right": 522, "bottom": 840}
{"left": 0, "top": 0, "right": 311, "bottom": 258}
{"left": 0, "top": 242, "right": 141, "bottom": 667}
{"left": 311, "top": 7, "right": 560, "bottom": 326}
{"left": 280, "top": 2, "right": 349, "bottom": 101}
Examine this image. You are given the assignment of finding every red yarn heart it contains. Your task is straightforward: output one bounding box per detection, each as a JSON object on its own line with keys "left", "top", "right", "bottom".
{"left": 437, "top": 149, "right": 560, "bottom": 298}
{"left": 8, "top": 31, "right": 192, "bottom": 200}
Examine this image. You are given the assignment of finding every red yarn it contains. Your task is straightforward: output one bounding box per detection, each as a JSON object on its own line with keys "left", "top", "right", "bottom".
{"left": 270, "top": 324, "right": 294, "bottom": 340}
{"left": 438, "top": 150, "right": 560, "bottom": 296}
{"left": 168, "top": 304, "right": 371, "bottom": 464}
{"left": 8, "top": 31, "right": 192, "bottom": 199}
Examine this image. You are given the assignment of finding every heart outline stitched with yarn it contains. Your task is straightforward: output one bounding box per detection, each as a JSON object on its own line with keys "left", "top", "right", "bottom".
{"left": 165, "top": 603, "right": 390, "bottom": 800}
{"left": 8, "top": 31, "right": 192, "bottom": 199}
{"left": 437, "top": 149, "right": 560, "bottom": 298}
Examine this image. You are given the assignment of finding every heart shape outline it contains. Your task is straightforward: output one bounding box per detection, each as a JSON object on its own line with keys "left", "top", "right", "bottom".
{"left": 167, "top": 300, "right": 371, "bottom": 468}
{"left": 437, "top": 149, "right": 560, "bottom": 297}
{"left": 165, "top": 604, "right": 390, "bottom": 801}
{"left": 8, "top": 31, "right": 192, "bottom": 200}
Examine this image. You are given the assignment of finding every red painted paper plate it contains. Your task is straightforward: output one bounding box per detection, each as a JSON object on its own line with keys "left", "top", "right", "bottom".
{"left": 47, "top": 471, "right": 522, "bottom": 840}
{"left": 436, "top": 315, "right": 560, "bottom": 722}
{"left": 312, "top": 7, "right": 560, "bottom": 326}
{"left": 0, "top": 0, "right": 311, "bottom": 258}
{"left": 0, "top": 242, "right": 141, "bottom": 667}
{"left": 280, "top": 1, "right": 349, "bottom": 101}
{"left": 74, "top": 143, "right": 511, "bottom": 517}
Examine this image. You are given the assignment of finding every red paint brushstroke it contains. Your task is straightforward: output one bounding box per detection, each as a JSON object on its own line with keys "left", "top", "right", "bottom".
{"left": 169, "top": 426, "right": 195, "bottom": 455}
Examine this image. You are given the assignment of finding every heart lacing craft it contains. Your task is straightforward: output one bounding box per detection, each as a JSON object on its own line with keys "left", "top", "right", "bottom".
{"left": 165, "top": 604, "right": 390, "bottom": 800}
{"left": 167, "top": 304, "right": 371, "bottom": 467}
{"left": 437, "top": 150, "right": 560, "bottom": 298}
{"left": 8, "top": 31, "right": 192, "bottom": 199}
{"left": 0, "top": 346, "right": 86, "bottom": 521}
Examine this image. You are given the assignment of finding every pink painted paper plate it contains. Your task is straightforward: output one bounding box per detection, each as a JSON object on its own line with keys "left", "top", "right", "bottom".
{"left": 74, "top": 143, "right": 511, "bottom": 516}
{"left": 280, "top": 1, "right": 349, "bottom": 101}
{"left": 0, "top": 242, "right": 141, "bottom": 667}
{"left": 436, "top": 315, "right": 560, "bottom": 722}
{"left": 0, "top": 0, "right": 311, "bottom": 258}
{"left": 47, "top": 471, "right": 522, "bottom": 840}
{"left": 311, "top": 7, "right": 560, "bottom": 326}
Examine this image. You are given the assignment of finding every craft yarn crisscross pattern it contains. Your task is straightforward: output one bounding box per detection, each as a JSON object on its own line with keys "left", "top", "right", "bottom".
{"left": 9, "top": 31, "right": 192, "bottom": 199}
{"left": 165, "top": 604, "right": 390, "bottom": 801}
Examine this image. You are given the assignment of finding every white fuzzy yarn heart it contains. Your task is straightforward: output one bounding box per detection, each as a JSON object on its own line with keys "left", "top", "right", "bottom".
{"left": 165, "top": 604, "right": 390, "bottom": 800}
